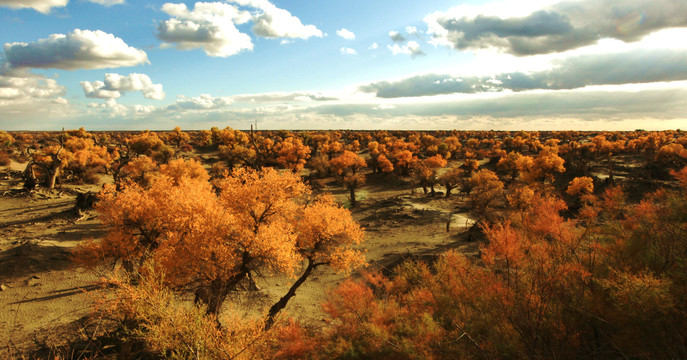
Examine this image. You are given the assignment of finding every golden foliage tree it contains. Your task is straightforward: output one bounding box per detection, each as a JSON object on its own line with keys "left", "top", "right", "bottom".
{"left": 566, "top": 176, "right": 594, "bottom": 196}
{"left": 330, "top": 150, "right": 367, "bottom": 207}
{"left": 75, "top": 164, "right": 365, "bottom": 323}
{"left": 468, "top": 169, "right": 504, "bottom": 221}
{"left": 275, "top": 136, "right": 311, "bottom": 173}
{"left": 412, "top": 155, "right": 447, "bottom": 195}
{"left": 319, "top": 184, "right": 687, "bottom": 359}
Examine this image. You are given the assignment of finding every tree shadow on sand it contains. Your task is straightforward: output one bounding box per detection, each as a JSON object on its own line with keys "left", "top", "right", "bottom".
{"left": 0, "top": 242, "right": 72, "bottom": 283}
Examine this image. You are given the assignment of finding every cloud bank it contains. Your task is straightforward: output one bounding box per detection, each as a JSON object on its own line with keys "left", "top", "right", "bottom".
{"left": 362, "top": 47, "right": 687, "bottom": 97}
{"left": 426, "top": 0, "right": 687, "bottom": 55}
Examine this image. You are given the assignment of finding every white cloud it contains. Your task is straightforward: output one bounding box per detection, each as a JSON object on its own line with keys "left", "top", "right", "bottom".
{"left": 340, "top": 47, "right": 357, "bottom": 55}
{"left": 231, "top": 0, "right": 322, "bottom": 39}
{"left": 156, "top": 2, "right": 253, "bottom": 57}
{"left": 0, "top": 72, "right": 71, "bottom": 125}
{"left": 4, "top": 29, "right": 148, "bottom": 70}
{"left": 5, "top": 82, "right": 687, "bottom": 131}
{"left": 0, "top": 73, "right": 66, "bottom": 100}
{"left": 368, "top": 42, "right": 378, "bottom": 50}
{"left": 336, "top": 28, "right": 355, "bottom": 40}
{"left": 425, "top": 0, "right": 687, "bottom": 56}
{"left": 81, "top": 73, "right": 165, "bottom": 100}
{"left": 170, "top": 94, "right": 234, "bottom": 110}
{"left": 0, "top": 0, "right": 68, "bottom": 14}
{"left": 387, "top": 40, "right": 424, "bottom": 57}
{"left": 86, "top": 0, "right": 125, "bottom": 6}
{"left": 364, "top": 46, "right": 687, "bottom": 98}
{"left": 405, "top": 26, "right": 419, "bottom": 35}
{"left": 81, "top": 81, "right": 119, "bottom": 99}
{"left": 157, "top": 1, "right": 322, "bottom": 56}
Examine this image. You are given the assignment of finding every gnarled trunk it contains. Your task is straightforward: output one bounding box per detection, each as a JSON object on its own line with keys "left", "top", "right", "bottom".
{"left": 195, "top": 272, "right": 247, "bottom": 318}
{"left": 265, "top": 258, "right": 319, "bottom": 330}
{"left": 46, "top": 162, "right": 61, "bottom": 189}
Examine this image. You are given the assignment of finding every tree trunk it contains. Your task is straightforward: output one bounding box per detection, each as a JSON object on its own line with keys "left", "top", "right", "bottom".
{"left": 349, "top": 186, "right": 357, "bottom": 207}
{"left": 265, "top": 259, "right": 318, "bottom": 330}
{"left": 46, "top": 164, "right": 61, "bottom": 189}
{"left": 195, "top": 272, "right": 247, "bottom": 318}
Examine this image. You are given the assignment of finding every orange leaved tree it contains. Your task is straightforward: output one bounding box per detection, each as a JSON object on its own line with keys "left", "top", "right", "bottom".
{"left": 438, "top": 166, "right": 464, "bottom": 198}
{"left": 74, "top": 164, "right": 364, "bottom": 325}
{"left": 468, "top": 169, "right": 504, "bottom": 222}
{"left": 320, "top": 183, "right": 687, "bottom": 359}
{"left": 330, "top": 150, "right": 367, "bottom": 207}
{"left": 275, "top": 136, "right": 311, "bottom": 173}
{"left": 412, "top": 155, "right": 447, "bottom": 195}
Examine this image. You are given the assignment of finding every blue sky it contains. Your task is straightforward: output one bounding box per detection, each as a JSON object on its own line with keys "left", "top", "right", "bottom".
{"left": 1, "top": 0, "right": 686, "bottom": 130}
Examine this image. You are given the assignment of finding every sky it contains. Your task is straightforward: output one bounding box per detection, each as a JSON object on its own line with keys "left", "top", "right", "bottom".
{"left": 0, "top": 0, "right": 686, "bottom": 131}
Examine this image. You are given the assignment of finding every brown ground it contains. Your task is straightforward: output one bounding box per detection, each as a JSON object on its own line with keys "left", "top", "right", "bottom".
{"left": 0, "top": 164, "right": 478, "bottom": 358}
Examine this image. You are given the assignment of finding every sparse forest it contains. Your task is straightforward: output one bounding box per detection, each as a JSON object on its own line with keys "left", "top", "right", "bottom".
{"left": 1, "top": 127, "right": 687, "bottom": 359}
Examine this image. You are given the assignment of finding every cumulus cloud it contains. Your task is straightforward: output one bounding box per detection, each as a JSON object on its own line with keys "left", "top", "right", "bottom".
{"left": 231, "top": 0, "right": 323, "bottom": 39}
{"left": 0, "top": 0, "right": 67, "bottom": 13}
{"left": 425, "top": 0, "right": 687, "bottom": 55}
{"left": 87, "top": 0, "right": 125, "bottom": 6}
{"left": 387, "top": 40, "right": 425, "bottom": 57}
{"left": 336, "top": 28, "right": 355, "bottom": 40}
{"left": 362, "top": 47, "right": 687, "bottom": 98}
{"left": 0, "top": 73, "right": 66, "bottom": 100}
{"left": 81, "top": 73, "right": 165, "bottom": 100}
{"left": 169, "top": 94, "right": 234, "bottom": 110}
{"left": 369, "top": 42, "right": 379, "bottom": 50}
{"left": 4, "top": 29, "right": 148, "bottom": 70}
{"left": 156, "top": 1, "right": 322, "bottom": 56}
{"left": 405, "top": 26, "right": 419, "bottom": 35}
{"left": 340, "top": 47, "right": 357, "bottom": 55}
{"left": 156, "top": 2, "right": 253, "bottom": 57}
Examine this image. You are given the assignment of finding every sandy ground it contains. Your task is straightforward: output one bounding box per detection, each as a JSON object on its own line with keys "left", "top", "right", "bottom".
{"left": 0, "top": 167, "right": 478, "bottom": 357}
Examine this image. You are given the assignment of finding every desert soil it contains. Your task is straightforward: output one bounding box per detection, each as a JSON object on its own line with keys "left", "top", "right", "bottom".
{"left": 0, "top": 166, "right": 478, "bottom": 356}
